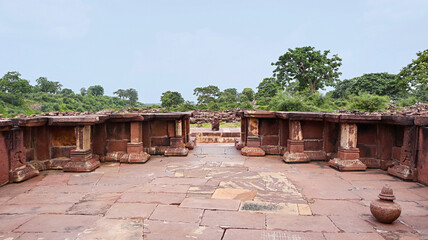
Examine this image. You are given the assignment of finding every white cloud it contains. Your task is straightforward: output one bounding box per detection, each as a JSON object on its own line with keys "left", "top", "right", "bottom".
{"left": 0, "top": 0, "right": 91, "bottom": 39}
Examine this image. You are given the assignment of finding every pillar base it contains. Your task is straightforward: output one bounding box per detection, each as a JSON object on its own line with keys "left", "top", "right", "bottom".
{"left": 387, "top": 165, "right": 417, "bottom": 181}
{"left": 64, "top": 149, "right": 100, "bottom": 172}
{"left": 10, "top": 164, "right": 39, "bottom": 183}
{"left": 105, "top": 151, "right": 150, "bottom": 163}
{"left": 63, "top": 158, "right": 100, "bottom": 172}
{"left": 241, "top": 147, "right": 265, "bottom": 157}
{"left": 164, "top": 147, "right": 189, "bottom": 156}
{"left": 282, "top": 152, "right": 309, "bottom": 163}
{"left": 328, "top": 158, "right": 367, "bottom": 171}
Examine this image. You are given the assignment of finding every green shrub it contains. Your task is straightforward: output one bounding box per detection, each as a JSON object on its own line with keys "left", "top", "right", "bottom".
{"left": 347, "top": 93, "right": 389, "bottom": 112}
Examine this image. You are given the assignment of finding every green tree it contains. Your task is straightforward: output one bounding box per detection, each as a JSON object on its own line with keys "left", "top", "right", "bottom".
{"left": 332, "top": 73, "right": 404, "bottom": 99}
{"left": 87, "top": 85, "right": 104, "bottom": 96}
{"left": 0, "top": 71, "right": 32, "bottom": 94}
{"left": 399, "top": 49, "right": 428, "bottom": 102}
{"left": 60, "top": 88, "right": 74, "bottom": 95}
{"left": 114, "top": 89, "right": 126, "bottom": 99}
{"left": 255, "top": 78, "right": 281, "bottom": 100}
{"left": 241, "top": 88, "right": 255, "bottom": 102}
{"left": 35, "top": 77, "right": 62, "bottom": 94}
{"left": 160, "top": 91, "right": 184, "bottom": 108}
{"left": 272, "top": 46, "right": 342, "bottom": 94}
{"left": 193, "top": 85, "right": 220, "bottom": 105}
{"left": 80, "top": 88, "right": 87, "bottom": 96}
{"left": 125, "top": 88, "right": 138, "bottom": 106}
{"left": 218, "top": 88, "right": 238, "bottom": 103}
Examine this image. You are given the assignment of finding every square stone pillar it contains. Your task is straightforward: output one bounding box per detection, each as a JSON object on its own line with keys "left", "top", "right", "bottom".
{"left": 125, "top": 122, "right": 150, "bottom": 163}
{"left": 241, "top": 118, "right": 265, "bottom": 156}
{"left": 63, "top": 125, "right": 100, "bottom": 172}
{"left": 387, "top": 126, "right": 417, "bottom": 181}
{"left": 329, "top": 123, "right": 367, "bottom": 171}
{"left": 165, "top": 119, "right": 189, "bottom": 156}
{"left": 283, "top": 120, "right": 309, "bottom": 163}
{"left": 9, "top": 127, "right": 39, "bottom": 182}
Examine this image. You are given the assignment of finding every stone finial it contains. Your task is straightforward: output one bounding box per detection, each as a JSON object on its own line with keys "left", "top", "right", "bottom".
{"left": 378, "top": 184, "right": 396, "bottom": 201}
{"left": 370, "top": 184, "right": 401, "bottom": 224}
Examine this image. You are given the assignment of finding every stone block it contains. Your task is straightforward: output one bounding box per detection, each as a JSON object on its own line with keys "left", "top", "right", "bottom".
{"left": 164, "top": 147, "right": 189, "bottom": 156}
{"left": 287, "top": 140, "right": 305, "bottom": 152}
{"left": 241, "top": 147, "right": 265, "bottom": 157}
{"left": 261, "top": 135, "right": 279, "bottom": 146}
{"left": 10, "top": 163, "right": 39, "bottom": 183}
{"left": 283, "top": 152, "right": 309, "bottom": 163}
{"left": 247, "top": 136, "right": 261, "bottom": 147}
{"left": 126, "top": 142, "right": 143, "bottom": 153}
{"left": 388, "top": 165, "right": 417, "bottom": 181}
{"left": 328, "top": 158, "right": 367, "bottom": 171}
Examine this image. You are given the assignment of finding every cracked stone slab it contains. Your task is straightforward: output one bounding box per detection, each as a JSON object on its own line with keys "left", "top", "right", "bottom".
{"left": 77, "top": 218, "right": 144, "bottom": 240}
{"left": 143, "top": 220, "right": 224, "bottom": 240}
{"left": 240, "top": 201, "right": 299, "bottom": 215}
{"left": 212, "top": 188, "right": 257, "bottom": 201}
{"left": 201, "top": 210, "right": 265, "bottom": 229}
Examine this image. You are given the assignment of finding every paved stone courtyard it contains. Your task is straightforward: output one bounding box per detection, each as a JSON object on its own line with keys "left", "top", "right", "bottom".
{"left": 0, "top": 144, "right": 427, "bottom": 240}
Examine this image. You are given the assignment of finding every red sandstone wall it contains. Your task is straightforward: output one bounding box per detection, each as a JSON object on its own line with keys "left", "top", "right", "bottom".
{"left": 106, "top": 122, "right": 130, "bottom": 153}
{"left": 417, "top": 127, "right": 428, "bottom": 185}
{"left": 0, "top": 132, "right": 9, "bottom": 186}
{"left": 50, "top": 126, "right": 76, "bottom": 158}
{"left": 259, "top": 118, "right": 280, "bottom": 154}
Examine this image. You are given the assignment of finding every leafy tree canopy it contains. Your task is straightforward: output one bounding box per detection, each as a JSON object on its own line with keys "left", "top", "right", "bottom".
{"left": 125, "top": 88, "right": 138, "bottom": 106}
{"left": 255, "top": 78, "right": 281, "bottom": 100}
{"left": 241, "top": 88, "right": 255, "bottom": 102}
{"left": 218, "top": 88, "right": 238, "bottom": 103}
{"left": 193, "top": 85, "right": 220, "bottom": 105}
{"left": 272, "top": 46, "right": 342, "bottom": 94}
{"left": 87, "top": 85, "right": 104, "bottom": 96}
{"left": 36, "top": 77, "right": 62, "bottom": 94}
{"left": 331, "top": 73, "right": 404, "bottom": 99}
{"left": 161, "top": 91, "right": 184, "bottom": 108}
{"left": 0, "top": 71, "right": 32, "bottom": 94}
{"left": 399, "top": 49, "right": 428, "bottom": 102}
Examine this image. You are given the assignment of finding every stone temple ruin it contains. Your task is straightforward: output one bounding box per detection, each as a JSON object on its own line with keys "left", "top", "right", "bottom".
{"left": 0, "top": 110, "right": 427, "bottom": 187}
{"left": 0, "top": 110, "right": 428, "bottom": 239}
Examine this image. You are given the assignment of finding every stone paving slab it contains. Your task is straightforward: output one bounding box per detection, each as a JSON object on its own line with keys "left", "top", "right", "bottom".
{"left": 104, "top": 203, "right": 157, "bottom": 219}
{"left": 222, "top": 229, "right": 325, "bottom": 240}
{"left": 201, "top": 210, "right": 266, "bottom": 229}
{"left": 180, "top": 198, "right": 241, "bottom": 211}
{"left": 149, "top": 205, "right": 203, "bottom": 223}
{"left": 0, "top": 144, "right": 427, "bottom": 239}
{"left": 143, "top": 220, "right": 224, "bottom": 240}
{"left": 15, "top": 214, "right": 100, "bottom": 233}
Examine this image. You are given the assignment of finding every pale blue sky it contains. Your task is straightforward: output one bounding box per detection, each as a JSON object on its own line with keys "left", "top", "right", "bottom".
{"left": 0, "top": 0, "right": 427, "bottom": 103}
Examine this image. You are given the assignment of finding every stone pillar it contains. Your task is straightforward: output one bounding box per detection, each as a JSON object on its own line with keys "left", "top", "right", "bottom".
{"left": 165, "top": 119, "right": 189, "bottom": 156}
{"left": 125, "top": 122, "right": 150, "bottom": 163}
{"left": 387, "top": 126, "right": 417, "bottom": 181}
{"left": 9, "top": 127, "right": 39, "bottom": 182}
{"left": 283, "top": 121, "right": 309, "bottom": 163}
{"left": 329, "top": 123, "right": 367, "bottom": 171}
{"left": 63, "top": 125, "right": 100, "bottom": 172}
{"left": 241, "top": 118, "right": 265, "bottom": 156}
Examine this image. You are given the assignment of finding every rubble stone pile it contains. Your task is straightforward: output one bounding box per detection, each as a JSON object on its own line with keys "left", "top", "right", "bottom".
{"left": 337, "top": 103, "right": 428, "bottom": 116}
{"left": 190, "top": 109, "right": 242, "bottom": 124}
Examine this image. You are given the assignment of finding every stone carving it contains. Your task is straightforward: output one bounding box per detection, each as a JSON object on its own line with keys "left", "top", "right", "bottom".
{"left": 370, "top": 184, "right": 401, "bottom": 224}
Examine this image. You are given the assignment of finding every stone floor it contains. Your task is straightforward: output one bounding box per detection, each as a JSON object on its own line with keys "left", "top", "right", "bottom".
{"left": 0, "top": 143, "right": 427, "bottom": 240}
